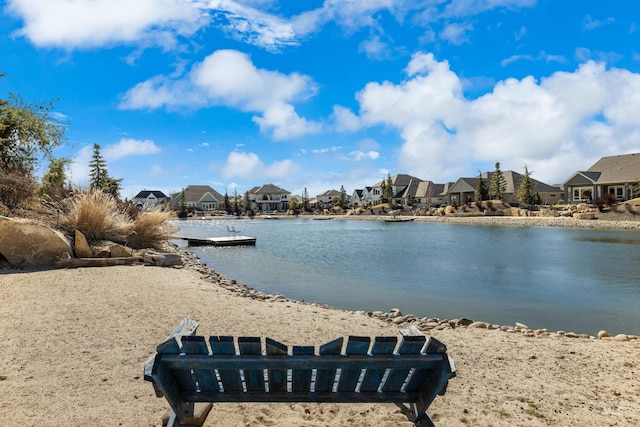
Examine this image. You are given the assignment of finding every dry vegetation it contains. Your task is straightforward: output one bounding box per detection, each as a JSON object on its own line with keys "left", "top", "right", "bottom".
{"left": 56, "top": 189, "right": 173, "bottom": 249}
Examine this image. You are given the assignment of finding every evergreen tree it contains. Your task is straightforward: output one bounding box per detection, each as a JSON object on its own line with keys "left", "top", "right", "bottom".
{"left": 380, "top": 179, "right": 387, "bottom": 203}
{"left": 476, "top": 170, "right": 489, "bottom": 201}
{"left": 244, "top": 190, "right": 251, "bottom": 211}
{"left": 89, "top": 143, "right": 109, "bottom": 191}
{"left": 385, "top": 173, "right": 394, "bottom": 205}
{"left": 103, "top": 176, "right": 123, "bottom": 199}
{"left": 302, "top": 187, "right": 309, "bottom": 211}
{"left": 37, "top": 157, "right": 70, "bottom": 199}
{"left": 223, "top": 190, "right": 231, "bottom": 213}
{"left": 517, "top": 165, "right": 539, "bottom": 205}
{"left": 488, "top": 162, "right": 507, "bottom": 200}
{"left": 338, "top": 185, "right": 347, "bottom": 208}
{"left": 233, "top": 188, "right": 240, "bottom": 215}
{"left": 178, "top": 189, "right": 187, "bottom": 214}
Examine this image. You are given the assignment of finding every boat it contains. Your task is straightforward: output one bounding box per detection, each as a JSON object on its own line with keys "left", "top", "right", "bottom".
{"left": 171, "top": 235, "right": 257, "bottom": 247}
{"left": 383, "top": 217, "right": 416, "bottom": 223}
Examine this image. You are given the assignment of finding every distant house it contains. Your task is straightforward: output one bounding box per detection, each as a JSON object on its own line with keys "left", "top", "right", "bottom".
{"left": 563, "top": 153, "right": 640, "bottom": 202}
{"left": 247, "top": 184, "right": 291, "bottom": 212}
{"left": 370, "top": 174, "right": 426, "bottom": 205}
{"left": 412, "top": 181, "right": 449, "bottom": 207}
{"left": 448, "top": 171, "right": 562, "bottom": 205}
{"left": 350, "top": 189, "right": 364, "bottom": 206}
{"left": 316, "top": 189, "right": 342, "bottom": 207}
{"left": 170, "top": 185, "right": 224, "bottom": 212}
{"left": 131, "top": 190, "right": 169, "bottom": 209}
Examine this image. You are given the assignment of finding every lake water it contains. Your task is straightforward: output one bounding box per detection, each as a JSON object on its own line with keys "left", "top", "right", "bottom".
{"left": 171, "top": 218, "right": 640, "bottom": 336}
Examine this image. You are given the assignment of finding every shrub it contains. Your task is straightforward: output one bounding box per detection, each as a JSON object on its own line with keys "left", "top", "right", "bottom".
{"left": 0, "top": 172, "right": 35, "bottom": 208}
{"left": 594, "top": 194, "right": 617, "bottom": 211}
{"left": 127, "top": 209, "right": 175, "bottom": 249}
{"left": 58, "top": 189, "right": 132, "bottom": 242}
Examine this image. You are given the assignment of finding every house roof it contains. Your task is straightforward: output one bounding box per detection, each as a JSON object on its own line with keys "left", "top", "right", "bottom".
{"left": 585, "top": 153, "right": 640, "bottom": 184}
{"left": 371, "top": 174, "right": 424, "bottom": 188}
{"left": 133, "top": 190, "right": 168, "bottom": 199}
{"left": 449, "top": 171, "right": 559, "bottom": 195}
{"left": 181, "top": 185, "right": 224, "bottom": 203}
{"left": 248, "top": 184, "right": 291, "bottom": 195}
{"left": 317, "top": 189, "right": 341, "bottom": 198}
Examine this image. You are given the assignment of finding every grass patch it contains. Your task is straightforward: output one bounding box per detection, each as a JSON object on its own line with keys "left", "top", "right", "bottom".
{"left": 127, "top": 209, "right": 176, "bottom": 249}
{"left": 59, "top": 189, "right": 132, "bottom": 243}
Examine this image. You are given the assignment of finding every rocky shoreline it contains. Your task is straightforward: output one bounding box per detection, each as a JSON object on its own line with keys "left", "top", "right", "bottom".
{"left": 171, "top": 242, "right": 639, "bottom": 343}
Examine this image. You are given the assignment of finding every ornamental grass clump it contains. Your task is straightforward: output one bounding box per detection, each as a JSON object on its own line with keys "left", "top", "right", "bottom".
{"left": 59, "top": 189, "right": 132, "bottom": 243}
{"left": 127, "top": 209, "right": 176, "bottom": 249}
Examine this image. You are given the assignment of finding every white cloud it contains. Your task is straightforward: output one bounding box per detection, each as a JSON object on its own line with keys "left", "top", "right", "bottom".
{"left": 221, "top": 151, "right": 299, "bottom": 180}
{"left": 358, "top": 35, "right": 392, "bottom": 60}
{"left": 120, "top": 49, "right": 321, "bottom": 140}
{"left": 102, "top": 138, "right": 161, "bottom": 161}
{"left": 332, "top": 105, "right": 362, "bottom": 131}
{"left": 439, "top": 22, "right": 473, "bottom": 45}
{"left": 209, "top": 0, "right": 298, "bottom": 52}
{"left": 583, "top": 15, "right": 615, "bottom": 31}
{"left": 441, "top": 0, "right": 537, "bottom": 18}
{"left": 337, "top": 53, "right": 640, "bottom": 184}
{"left": 349, "top": 150, "right": 380, "bottom": 160}
{"left": 6, "top": 0, "right": 207, "bottom": 49}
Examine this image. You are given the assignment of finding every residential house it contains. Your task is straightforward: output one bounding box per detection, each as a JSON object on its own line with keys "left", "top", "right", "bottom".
{"left": 448, "top": 171, "right": 562, "bottom": 205}
{"left": 170, "top": 185, "right": 224, "bottom": 212}
{"left": 316, "top": 189, "right": 342, "bottom": 207}
{"left": 131, "top": 190, "right": 169, "bottom": 210}
{"left": 370, "top": 174, "right": 425, "bottom": 205}
{"left": 413, "top": 181, "right": 449, "bottom": 207}
{"left": 247, "top": 184, "right": 291, "bottom": 212}
{"left": 350, "top": 189, "right": 364, "bottom": 206}
{"left": 563, "top": 153, "right": 640, "bottom": 202}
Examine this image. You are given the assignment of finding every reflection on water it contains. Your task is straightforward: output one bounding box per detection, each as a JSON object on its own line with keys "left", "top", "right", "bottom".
{"left": 572, "top": 236, "right": 640, "bottom": 245}
{"left": 172, "top": 219, "right": 640, "bottom": 335}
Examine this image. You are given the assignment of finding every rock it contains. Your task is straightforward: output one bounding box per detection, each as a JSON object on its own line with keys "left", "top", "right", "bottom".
{"left": 515, "top": 322, "right": 529, "bottom": 329}
{"left": 468, "top": 321, "right": 488, "bottom": 328}
{"left": 456, "top": 318, "right": 473, "bottom": 326}
{"left": 573, "top": 212, "right": 596, "bottom": 220}
{"left": 0, "top": 216, "right": 72, "bottom": 267}
{"left": 109, "top": 243, "right": 132, "bottom": 258}
{"left": 74, "top": 230, "right": 93, "bottom": 258}
{"left": 597, "top": 330, "right": 611, "bottom": 340}
{"left": 143, "top": 251, "right": 183, "bottom": 267}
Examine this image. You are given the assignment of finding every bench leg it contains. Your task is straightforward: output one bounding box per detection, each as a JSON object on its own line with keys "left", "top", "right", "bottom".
{"left": 162, "top": 403, "right": 213, "bottom": 427}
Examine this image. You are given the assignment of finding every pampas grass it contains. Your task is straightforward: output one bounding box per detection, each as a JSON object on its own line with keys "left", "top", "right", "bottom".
{"left": 59, "top": 189, "right": 132, "bottom": 243}
{"left": 127, "top": 210, "right": 176, "bottom": 249}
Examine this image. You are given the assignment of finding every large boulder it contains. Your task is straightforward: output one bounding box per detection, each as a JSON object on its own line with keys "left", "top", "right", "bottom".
{"left": 0, "top": 216, "right": 72, "bottom": 267}
{"left": 74, "top": 230, "right": 93, "bottom": 258}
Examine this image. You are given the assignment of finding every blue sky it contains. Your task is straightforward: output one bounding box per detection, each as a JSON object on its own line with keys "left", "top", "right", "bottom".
{"left": 2, "top": 0, "right": 639, "bottom": 199}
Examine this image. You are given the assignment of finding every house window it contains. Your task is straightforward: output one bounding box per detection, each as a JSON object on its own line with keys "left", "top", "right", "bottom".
{"left": 608, "top": 186, "right": 625, "bottom": 200}
{"left": 572, "top": 187, "right": 592, "bottom": 201}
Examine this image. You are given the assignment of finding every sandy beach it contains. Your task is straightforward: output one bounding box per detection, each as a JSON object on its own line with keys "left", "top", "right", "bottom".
{"left": 1, "top": 258, "right": 639, "bottom": 427}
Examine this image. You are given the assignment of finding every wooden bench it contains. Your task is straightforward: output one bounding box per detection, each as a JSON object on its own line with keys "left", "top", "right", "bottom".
{"left": 144, "top": 318, "right": 455, "bottom": 427}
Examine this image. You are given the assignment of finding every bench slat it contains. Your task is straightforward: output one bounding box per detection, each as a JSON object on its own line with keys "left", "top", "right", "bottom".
{"left": 315, "top": 337, "right": 342, "bottom": 392}
{"left": 292, "top": 346, "right": 314, "bottom": 392}
{"left": 360, "top": 336, "right": 397, "bottom": 392}
{"left": 182, "top": 390, "right": 423, "bottom": 404}
{"left": 337, "top": 336, "right": 370, "bottom": 392}
{"left": 160, "top": 354, "right": 443, "bottom": 370}
{"left": 382, "top": 334, "right": 425, "bottom": 392}
{"left": 181, "top": 336, "right": 219, "bottom": 392}
{"left": 210, "top": 336, "right": 242, "bottom": 392}
{"left": 239, "top": 337, "right": 264, "bottom": 391}
{"left": 266, "top": 338, "right": 287, "bottom": 392}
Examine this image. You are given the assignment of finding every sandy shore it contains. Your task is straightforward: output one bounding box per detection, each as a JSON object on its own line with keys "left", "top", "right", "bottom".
{"left": 1, "top": 261, "right": 639, "bottom": 427}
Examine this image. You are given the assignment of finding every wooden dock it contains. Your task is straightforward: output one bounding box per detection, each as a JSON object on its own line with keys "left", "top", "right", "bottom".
{"left": 171, "top": 235, "right": 257, "bottom": 247}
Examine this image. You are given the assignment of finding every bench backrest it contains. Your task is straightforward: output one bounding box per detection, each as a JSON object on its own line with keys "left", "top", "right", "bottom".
{"left": 145, "top": 320, "right": 455, "bottom": 426}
